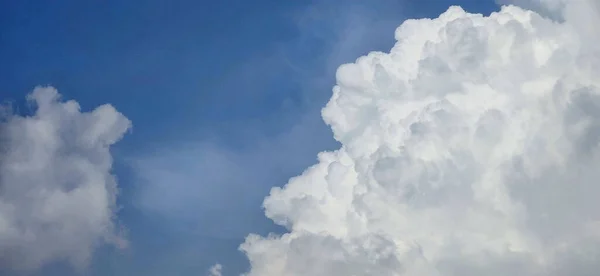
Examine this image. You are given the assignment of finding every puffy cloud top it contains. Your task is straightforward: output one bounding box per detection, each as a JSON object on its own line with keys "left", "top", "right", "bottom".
{"left": 0, "top": 87, "right": 130, "bottom": 272}
{"left": 240, "top": 1, "right": 600, "bottom": 275}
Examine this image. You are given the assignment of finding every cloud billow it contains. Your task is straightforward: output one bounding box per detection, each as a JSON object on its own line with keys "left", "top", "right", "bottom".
{"left": 239, "top": 1, "right": 600, "bottom": 275}
{"left": 0, "top": 87, "right": 130, "bottom": 272}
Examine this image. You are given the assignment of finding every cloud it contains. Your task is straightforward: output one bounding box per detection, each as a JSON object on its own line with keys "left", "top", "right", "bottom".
{"left": 0, "top": 87, "right": 130, "bottom": 272}
{"left": 239, "top": 1, "right": 600, "bottom": 275}
{"left": 208, "top": 263, "right": 223, "bottom": 276}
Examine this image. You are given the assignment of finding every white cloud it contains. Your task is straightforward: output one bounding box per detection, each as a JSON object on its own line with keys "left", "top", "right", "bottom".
{"left": 208, "top": 263, "right": 223, "bottom": 276}
{"left": 0, "top": 87, "right": 130, "bottom": 272}
{"left": 240, "top": 1, "right": 600, "bottom": 275}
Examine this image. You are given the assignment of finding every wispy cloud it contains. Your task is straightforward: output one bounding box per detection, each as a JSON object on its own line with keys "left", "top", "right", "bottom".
{"left": 128, "top": 0, "right": 407, "bottom": 273}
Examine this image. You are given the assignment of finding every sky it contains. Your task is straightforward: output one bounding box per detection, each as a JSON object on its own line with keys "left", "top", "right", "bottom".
{"left": 2, "top": 0, "right": 600, "bottom": 275}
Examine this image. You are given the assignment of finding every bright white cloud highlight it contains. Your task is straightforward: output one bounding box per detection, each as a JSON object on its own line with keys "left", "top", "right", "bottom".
{"left": 240, "top": 1, "right": 600, "bottom": 275}
{"left": 0, "top": 87, "right": 130, "bottom": 272}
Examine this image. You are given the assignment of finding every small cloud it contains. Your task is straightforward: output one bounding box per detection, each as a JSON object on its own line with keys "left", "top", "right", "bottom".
{"left": 208, "top": 263, "right": 223, "bottom": 276}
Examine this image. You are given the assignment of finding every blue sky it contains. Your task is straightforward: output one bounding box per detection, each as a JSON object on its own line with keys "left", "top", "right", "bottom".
{"left": 0, "top": 1, "right": 499, "bottom": 275}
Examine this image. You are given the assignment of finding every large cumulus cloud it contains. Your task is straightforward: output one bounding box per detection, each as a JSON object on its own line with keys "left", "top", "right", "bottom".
{"left": 0, "top": 87, "right": 130, "bottom": 272}
{"left": 239, "top": 1, "right": 600, "bottom": 275}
